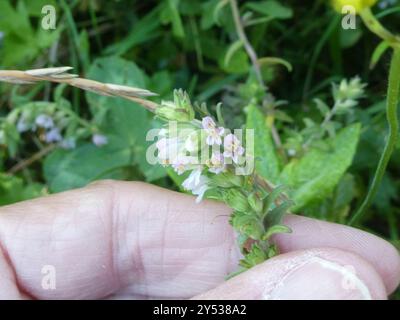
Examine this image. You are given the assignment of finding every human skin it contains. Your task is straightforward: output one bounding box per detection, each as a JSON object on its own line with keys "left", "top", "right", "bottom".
{"left": 0, "top": 180, "right": 399, "bottom": 300}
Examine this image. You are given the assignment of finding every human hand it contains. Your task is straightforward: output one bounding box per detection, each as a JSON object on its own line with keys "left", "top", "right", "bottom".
{"left": 0, "top": 180, "right": 398, "bottom": 300}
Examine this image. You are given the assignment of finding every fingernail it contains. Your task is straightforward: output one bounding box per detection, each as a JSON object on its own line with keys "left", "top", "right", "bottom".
{"left": 264, "top": 257, "right": 372, "bottom": 300}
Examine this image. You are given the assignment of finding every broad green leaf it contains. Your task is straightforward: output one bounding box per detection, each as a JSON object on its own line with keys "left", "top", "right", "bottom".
{"left": 43, "top": 57, "right": 165, "bottom": 191}
{"left": 43, "top": 137, "right": 131, "bottom": 192}
{"left": 86, "top": 57, "right": 165, "bottom": 182}
{"left": 279, "top": 123, "right": 361, "bottom": 212}
{"left": 246, "top": 104, "right": 281, "bottom": 183}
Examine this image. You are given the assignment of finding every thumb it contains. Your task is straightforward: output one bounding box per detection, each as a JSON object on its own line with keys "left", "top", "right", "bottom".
{"left": 192, "top": 248, "right": 387, "bottom": 300}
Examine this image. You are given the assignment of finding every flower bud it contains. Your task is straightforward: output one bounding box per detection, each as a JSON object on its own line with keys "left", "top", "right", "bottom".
{"left": 156, "top": 89, "right": 195, "bottom": 122}
{"left": 209, "top": 171, "right": 243, "bottom": 188}
{"left": 222, "top": 189, "right": 250, "bottom": 212}
{"left": 240, "top": 243, "right": 267, "bottom": 268}
{"left": 331, "top": 0, "right": 377, "bottom": 13}
{"left": 230, "top": 211, "right": 264, "bottom": 241}
{"left": 248, "top": 193, "right": 263, "bottom": 213}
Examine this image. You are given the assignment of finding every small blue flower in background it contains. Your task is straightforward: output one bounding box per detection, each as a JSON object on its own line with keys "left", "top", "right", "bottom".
{"left": 378, "top": 0, "right": 397, "bottom": 9}
{"left": 35, "top": 114, "right": 54, "bottom": 129}
{"left": 45, "top": 127, "right": 62, "bottom": 143}
{"left": 92, "top": 134, "right": 108, "bottom": 147}
{"left": 60, "top": 137, "right": 76, "bottom": 150}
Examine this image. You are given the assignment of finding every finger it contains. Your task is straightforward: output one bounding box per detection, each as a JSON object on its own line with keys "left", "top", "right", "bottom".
{"left": 274, "top": 214, "right": 400, "bottom": 294}
{"left": 193, "top": 248, "right": 387, "bottom": 300}
{"left": 0, "top": 180, "right": 239, "bottom": 299}
{"left": 0, "top": 245, "right": 21, "bottom": 299}
{"left": 0, "top": 180, "right": 398, "bottom": 300}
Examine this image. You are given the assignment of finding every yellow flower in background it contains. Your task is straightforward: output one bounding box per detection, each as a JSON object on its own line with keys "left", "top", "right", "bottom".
{"left": 331, "top": 0, "right": 377, "bottom": 13}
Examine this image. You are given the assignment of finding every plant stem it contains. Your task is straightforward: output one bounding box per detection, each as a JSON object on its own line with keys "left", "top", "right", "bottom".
{"left": 359, "top": 8, "right": 400, "bottom": 49}
{"left": 7, "top": 144, "right": 56, "bottom": 174}
{"left": 229, "top": 0, "right": 264, "bottom": 88}
{"left": 229, "top": 0, "right": 285, "bottom": 155}
{"left": 349, "top": 48, "right": 400, "bottom": 226}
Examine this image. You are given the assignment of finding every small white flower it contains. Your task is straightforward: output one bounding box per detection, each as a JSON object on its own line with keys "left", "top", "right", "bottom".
{"left": 202, "top": 116, "right": 224, "bottom": 146}
{"left": 92, "top": 134, "right": 108, "bottom": 147}
{"left": 156, "top": 137, "right": 180, "bottom": 164}
{"left": 191, "top": 175, "right": 210, "bottom": 203}
{"left": 182, "top": 168, "right": 210, "bottom": 203}
{"left": 182, "top": 168, "right": 203, "bottom": 190}
{"left": 35, "top": 114, "right": 54, "bottom": 129}
{"left": 223, "top": 133, "right": 245, "bottom": 164}
{"left": 207, "top": 152, "right": 226, "bottom": 174}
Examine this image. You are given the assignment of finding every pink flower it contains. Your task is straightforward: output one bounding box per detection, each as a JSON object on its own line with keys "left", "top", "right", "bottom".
{"left": 207, "top": 152, "right": 226, "bottom": 174}
{"left": 223, "top": 134, "right": 245, "bottom": 164}
{"left": 171, "top": 155, "right": 191, "bottom": 175}
{"left": 202, "top": 116, "right": 224, "bottom": 146}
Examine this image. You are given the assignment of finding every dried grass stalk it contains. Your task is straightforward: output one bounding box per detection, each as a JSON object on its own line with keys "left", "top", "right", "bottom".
{"left": 0, "top": 67, "right": 159, "bottom": 111}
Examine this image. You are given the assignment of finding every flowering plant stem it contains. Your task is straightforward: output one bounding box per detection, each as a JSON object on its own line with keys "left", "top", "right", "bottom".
{"left": 350, "top": 48, "right": 400, "bottom": 226}
{"left": 0, "top": 67, "right": 293, "bottom": 274}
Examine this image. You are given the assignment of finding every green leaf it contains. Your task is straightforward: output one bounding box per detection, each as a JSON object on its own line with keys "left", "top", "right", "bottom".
{"left": 264, "top": 200, "right": 293, "bottom": 226}
{"left": 86, "top": 57, "right": 166, "bottom": 182}
{"left": 43, "top": 57, "right": 166, "bottom": 191}
{"left": 0, "top": 173, "right": 45, "bottom": 205}
{"left": 43, "top": 138, "right": 132, "bottom": 192}
{"left": 370, "top": 41, "right": 390, "bottom": 70}
{"left": 0, "top": 1, "right": 59, "bottom": 67}
{"left": 231, "top": 211, "right": 264, "bottom": 240}
{"left": 104, "top": 7, "right": 162, "bottom": 56}
{"left": 160, "top": 0, "right": 185, "bottom": 38}
{"left": 263, "top": 224, "right": 292, "bottom": 240}
{"left": 246, "top": 104, "right": 281, "bottom": 183}
{"left": 258, "top": 57, "right": 293, "bottom": 72}
{"left": 340, "top": 28, "right": 363, "bottom": 49}
{"left": 263, "top": 185, "right": 286, "bottom": 211}
{"left": 239, "top": 243, "right": 267, "bottom": 268}
{"left": 219, "top": 48, "right": 249, "bottom": 74}
{"left": 224, "top": 40, "right": 244, "bottom": 67}
{"left": 279, "top": 124, "right": 361, "bottom": 211}
{"left": 245, "top": 1, "right": 293, "bottom": 19}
